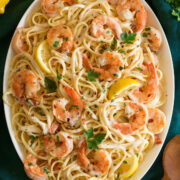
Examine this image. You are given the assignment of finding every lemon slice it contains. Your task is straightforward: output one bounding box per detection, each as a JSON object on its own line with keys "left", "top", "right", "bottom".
{"left": 108, "top": 78, "right": 141, "bottom": 100}
{"left": 117, "top": 155, "right": 139, "bottom": 179}
{"left": 35, "top": 40, "right": 51, "bottom": 74}
{"left": 0, "top": 0, "right": 10, "bottom": 14}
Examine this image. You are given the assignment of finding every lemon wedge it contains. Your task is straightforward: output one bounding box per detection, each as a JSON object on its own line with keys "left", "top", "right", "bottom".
{"left": 35, "top": 40, "right": 51, "bottom": 74}
{"left": 117, "top": 155, "right": 139, "bottom": 179}
{"left": 108, "top": 78, "right": 141, "bottom": 100}
{"left": 0, "top": 0, "right": 10, "bottom": 14}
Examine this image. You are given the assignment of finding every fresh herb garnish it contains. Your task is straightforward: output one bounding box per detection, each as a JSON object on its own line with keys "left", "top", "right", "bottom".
{"left": 136, "top": 67, "right": 143, "bottom": 71}
{"left": 110, "top": 38, "right": 117, "bottom": 50}
{"left": 145, "top": 27, "right": 151, "bottom": 31}
{"left": 87, "top": 69, "right": 101, "bottom": 82}
{"left": 28, "top": 163, "right": 33, "bottom": 166}
{"left": 120, "top": 50, "right": 125, "bottom": 53}
{"left": 72, "top": 105, "right": 79, "bottom": 110}
{"left": 64, "top": 37, "right": 69, "bottom": 41}
{"left": 30, "top": 135, "right": 38, "bottom": 140}
{"left": 81, "top": 96, "right": 84, "bottom": 99}
{"left": 84, "top": 128, "right": 106, "bottom": 149}
{"left": 26, "top": 99, "right": 34, "bottom": 106}
{"left": 111, "top": 99, "right": 115, "bottom": 102}
{"left": 53, "top": 41, "right": 59, "bottom": 48}
{"left": 123, "top": 160, "right": 128, "bottom": 164}
{"left": 113, "top": 73, "right": 118, "bottom": 77}
{"left": 73, "top": 155, "right": 77, "bottom": 161}
{"left": 142, "top": 33, "right": 148, "bottom": 37}
{"left": 119, "top": 66, "right": 123, "bottom": 71}
{"left": 44, "top": 77, "right": 57, "bottom": 92}
{"left": 56, "top": 70, "right": 62, "bottom": 80}
{"left": 56, "top": 136, "right": 60, "bottom": 143}
{"left": 117, "top": 173, "right": 120, "bottom": 178}
{"left": 43, "top": 168, "right": 50, "bottom": 174}
{"left": 121, "top": 31, "right": 136, "bottom": 44}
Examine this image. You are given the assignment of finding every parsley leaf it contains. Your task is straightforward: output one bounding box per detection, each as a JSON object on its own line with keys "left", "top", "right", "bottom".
{"left": 26, "top": 99, "right": 34, "bottom": 106}
{"left": 87, "top": 69, "right": 101, "bottom": 82}
{"left": 110, "top": 38, "right": 117, "bottom": 50}
{"left": 84, "top": 128, "right": 106, "bottom": 149}
{"left": 43, "top": 168, "right": 50, "bottom": 174}
{"left": 121, "top": 31, "right": 136, "bottom": 44}
{"left": 84, "top": 128, "right": 93, "bottom": 140}
{"left": 53, "top": 41, "right": 59, "bottom": 48}
{"left": 44, "top": 77, "right": 57, "bottom": 92}
{"left": 72, "top": 105, "right": 79, "bottom": 110}
{"left": 136, "top": 67, "right": 143, "bottom": 71}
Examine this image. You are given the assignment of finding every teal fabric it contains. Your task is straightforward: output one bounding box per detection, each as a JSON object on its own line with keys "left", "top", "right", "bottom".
{"left": 0, "top": 0, "right": 179, "bottom": 179}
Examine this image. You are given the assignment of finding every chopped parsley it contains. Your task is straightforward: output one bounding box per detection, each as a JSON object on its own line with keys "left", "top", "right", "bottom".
{"left": 87, "top": 69, "right": 101, "bottom": 82}
{"left": 120, "top": 50, "right": 125, "bottom": 53}
{"left": 56, "top": 136, "right": 60, "bottom": 143}
{"left": 29, "top": 135, "right": 38, "bottom": 140}
{"left": 28, "top": 163, "right": 33, "bottom": 166}
{"left": 26, "top": 99, "right": 34, "bottom": 106}
{"left": 113, "top": 113, "right": 117, "bottom": 117}
{"left": 123, "top": 160, "right": 128, "bottom": 164}
{"left": 84, "top": 128, "right": 106, "bottom": 149}
{"left": 113, "top": 73, "right": 118, "bottom": 77}
{"left": 110, "top": 38, "right": 117, "bottom": 50}
{"left": 121, "top": 31, "right": 136, "bottom": 44}
{"left": 73, "top": 155, "right": 77, "bottom": 161}
{"left": 43, "top": 168, "right": 50, "bottom": 174}
{"left": 63, "top": 26, "right": 67, "bottom": 29}
{"left": 81, "top": 96, "right": 84, "bottom": 99}
{"left": 142, "top": 33, "right": 148, "bottom": 37}
{"left": 44, "top": 77, "right": 57, "bottom": 92}
{"left": 56, "top": 70, "right": 62, "bottom": 80}
{"left": 111, "top": 99, "right": 115, "bottom": 102}
{"left": 119, "top": 66, "right": 123, "bottom": 71}
{"left": 136, "top": 67, "right": 143, "bottom": 71}
{"left": 145, "top": 27, "right": 151, "bottom": 31}
{"left": 64, "top": 37, "right": 69, "bottom": 41}
{"left": 117, "top": 173, "right": 120, "bottom": 178}
{"left": 72, "top": 105, "right": 79, "bottom": 110}
{"left": 53, "top": 41, "right": 59, "bottom": 48}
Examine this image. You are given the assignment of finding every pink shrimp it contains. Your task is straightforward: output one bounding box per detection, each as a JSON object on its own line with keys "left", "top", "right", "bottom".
{"left": 77, "top": 138, "right": 112, "bottom": 176}
{"left": 41, "top": 0, "right": 74, "bottom": 17}
{"left": 12, "top": 28, "right": 29, "bottom": 54}
{"left": 24, "top": 154, "right": 47, "bottom": 180}
{"left": 44, "top": 131, "right": 73, "bottom": 158}
{"left": 143, "top": 26, "right": 162, "bottom": 53}
{"left": 91, "top": 15, "right": 122, "bottom": 40}
{"left": 12, "top": 70, "right": 40, "bottom": 106}
{"left": 147, "top": 108, "right": 166, "bottom": 134}
{"left": 53, "top": 86, "right": 83, "bottom": 126}
{"left": 83, "top": 51, "right": 124, "bottom": 81}
{"left": 117, "top": 0, "right": 147, "bottom": 32}
{"left": 47, "top": 24, "right": 74, "bottom": 54}
{"left": 129, "top": 61, "right": 159, "bottom": 103}
{"left": 113, "top": 102, "right": 146, "bottom": 135}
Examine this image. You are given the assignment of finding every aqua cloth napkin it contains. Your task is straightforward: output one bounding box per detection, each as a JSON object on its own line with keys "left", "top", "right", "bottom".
{"left": 0, "top": 0, "right": 179, "bottom": 179}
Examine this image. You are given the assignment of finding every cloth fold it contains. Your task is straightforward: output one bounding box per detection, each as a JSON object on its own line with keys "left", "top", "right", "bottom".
{"left": 0, "top": 0, "right": 179, "bottom": 179}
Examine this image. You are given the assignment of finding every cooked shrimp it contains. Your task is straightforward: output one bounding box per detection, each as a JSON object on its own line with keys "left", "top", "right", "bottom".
{"left": 12, "top": 70, "right": 40, "bottom": 106}
{"left": 53, "top": 86, "right": 83, "bottom": 126}
{"left": 24, "top": 154, "right": 47, "bottom": 180}
{"left": 47, "top": 24, "right": 74, "bottom": 54}
{"left": 117, "top": 0, "right": 147, "bottom": 32}
{"left": 41, "top": 0, "right": 74, "bottom": 17}
{"left": 108, "top": 0, "right": 119, "bottom": 5}
{"left": 129, "top": 61, "right": 159, "bottom": 103}
{"left": 143, "top": 27, "right": 162, "bottom": 53}
{"left": 12, "top": 28, "right": 28, "bottom": 54}
{"left": 113, "top": 102, "right": 146, "bottom": 135}
{"left": 83, "top": 51, "right": 124, "bottom": 81}
{"left": 91, "top": 15, "right": 122, "bottom": 40}
{"left": 147, "top": 108, "right": 166, "bottom": 134}
{"left": 77, "top": 138, "right": 112, "bottom": 176}
{"left": 44, "top": 131, "right": 73, "bottom": 158}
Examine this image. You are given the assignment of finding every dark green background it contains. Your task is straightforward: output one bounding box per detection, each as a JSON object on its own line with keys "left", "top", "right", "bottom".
{"left": 0, "top": 0, "right": 179, "bottom": 179}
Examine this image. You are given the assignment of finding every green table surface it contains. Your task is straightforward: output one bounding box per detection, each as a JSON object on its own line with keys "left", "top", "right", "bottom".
{"left": 0, "top": 0, "right": 180, "bottom": 179}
